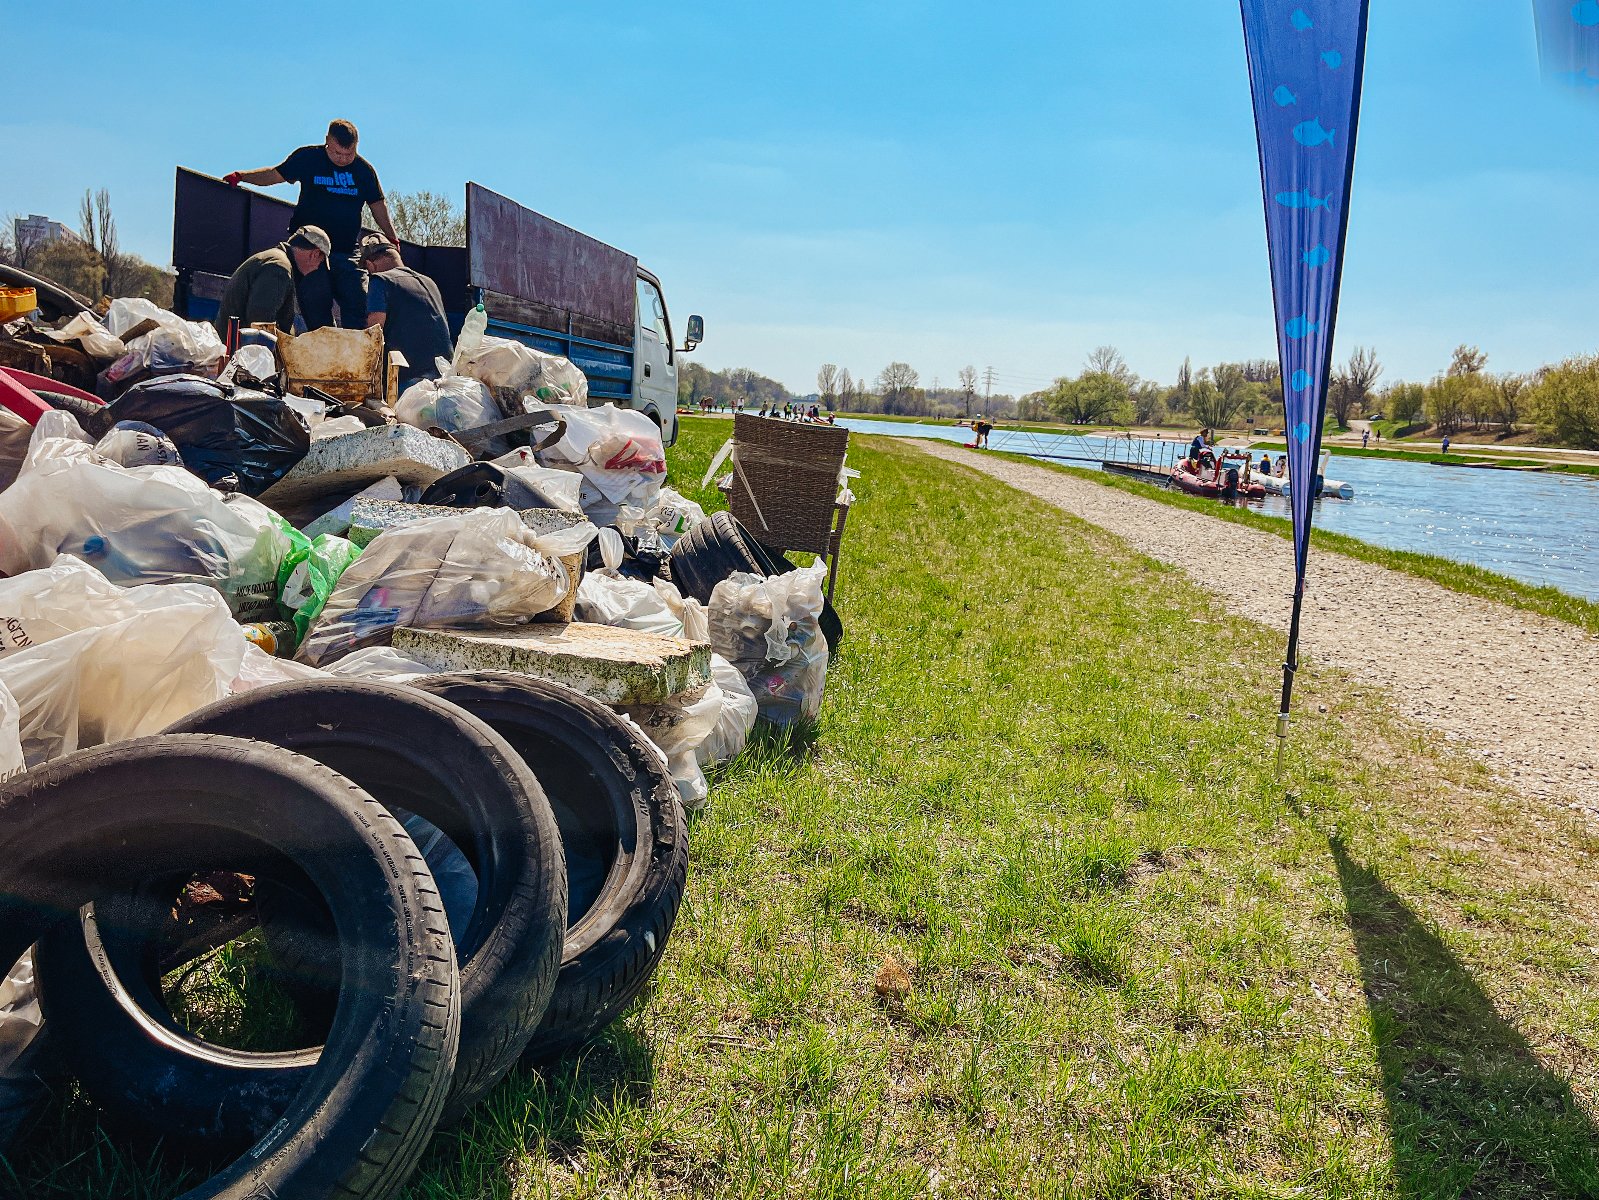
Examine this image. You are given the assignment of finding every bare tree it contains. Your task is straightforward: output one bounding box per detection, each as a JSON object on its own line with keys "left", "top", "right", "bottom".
{"left": 1168, "top": 356, "right": 1194, "bottom": 413}
{"left": 1447, "top": 344, "right": 1487, "bottom": 378}
{"left": 1086, "top": 345, "right": 1133, "bottom": 385}
{"left": 837, "top": 368, "right": 854, "bottom": 410}
{"left": 816, "top": 363, "right": 839, "bottom": 409}
{"left": 958, "top": 365, "right": 978, "bottom": 417}
{"left": 385, "top": 190, "right": 466, "bottom": 246}
{"left": 78, "top": 187, "right": 140, "bottom": 298}
{"left": 876, "top": 361, "right": 920, "bottom": 414}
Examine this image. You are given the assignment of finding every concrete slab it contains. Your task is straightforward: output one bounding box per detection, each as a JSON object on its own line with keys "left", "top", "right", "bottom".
{"left": 393, "top": 621, "right": 710, "bottom": 705}
{"left": 261, "top": 425, "right": 469, "bottom": 512}
{"left": 346, "top": 499, "right": 588, "bottom": 549}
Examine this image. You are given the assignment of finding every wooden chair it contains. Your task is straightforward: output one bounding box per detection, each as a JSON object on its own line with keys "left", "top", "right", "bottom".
{"left": 719, "top": 414, "right": 854, "bottom": 603}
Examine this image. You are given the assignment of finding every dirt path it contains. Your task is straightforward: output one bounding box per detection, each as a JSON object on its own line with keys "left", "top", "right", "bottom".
{"left": 918, "top": 442, "right": 1599, "bottom": 816}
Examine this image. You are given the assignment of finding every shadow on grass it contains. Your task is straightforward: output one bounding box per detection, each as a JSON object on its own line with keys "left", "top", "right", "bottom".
{"left": 1330, "top": 837, "right": 1599, "bottom": 1198}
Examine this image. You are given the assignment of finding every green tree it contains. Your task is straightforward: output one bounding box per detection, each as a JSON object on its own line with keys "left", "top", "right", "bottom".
{"left": 876, "top": 361, "right": 920, "bottom": 414}
{"left": 1383, "top": 381, "right": 1426, "bottom": 426}
{"left": 1131, "top": 381, "right": 1167, "bottom": 426}
{"left": 384, "top": 190, "right": 466, "bottom": 246}
{"left": 1527, "top": 357, "right": 1599, "bottom": 449}
{"left": 29, "top": 235, "right": 104, "bottom": 300}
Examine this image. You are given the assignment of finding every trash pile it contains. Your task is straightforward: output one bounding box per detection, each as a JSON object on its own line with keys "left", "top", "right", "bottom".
{"left": 0, "top": 289, "right": 846, "bottom": 1196}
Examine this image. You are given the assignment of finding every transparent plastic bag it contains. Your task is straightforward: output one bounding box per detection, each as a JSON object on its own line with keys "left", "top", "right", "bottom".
{"left": 489, "top": 448, "right": 585, "bottom": 510}
{"left": 297, "top": 508, "right": 569, "bottom": 667}
{"left": 454, "top": 336, "right": 589, "bottom": 414}
{"left": 0, "top": 414, "right": 293, "bottom": 621}
{"left": 396, "top": 362, "right": 505, "bottom": 454}
{"left": 618, "top": 682, "right": 723, "bottom": 810}
{"left": 697, "top": 652, "right": 758, "bottom": 766}
{"left": 42, "top": 311, "right": 124, "bottom": 360}
{"left": 219, "top": 344, "right": 277, "bottom": 386}
{"left": 0, "top": 682, "right": 22, "bottom": 781}
{"left": 322, "top": 645, "right": 437, "bottom": 681}
{"left": 277, "top": 532, "right": 361, "bottom": 641}
{"left": 0, "top": 568, "right": 245, "bottom": 764}
{"left": 574, "top": 569, "right": 684, "bottom": 637}
{"left": 708, "top": 561, "right": 829, "bottom": 726}
{"left": 537, "top": 403, "right": 666, "bottom": 507}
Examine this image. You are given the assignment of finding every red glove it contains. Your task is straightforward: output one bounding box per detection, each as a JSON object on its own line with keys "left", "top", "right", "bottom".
{"left": 224, "top": 171, "right": 242, "bottom": 187}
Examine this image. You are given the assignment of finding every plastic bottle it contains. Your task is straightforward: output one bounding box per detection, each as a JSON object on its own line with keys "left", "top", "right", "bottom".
{"left": 241, "top": 621, "right": 298, "bottom": 657}
{"left": 453, "top": 302, "right": 487, "bottom": 372}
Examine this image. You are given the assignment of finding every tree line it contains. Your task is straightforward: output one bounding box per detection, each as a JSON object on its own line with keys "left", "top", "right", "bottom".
{"left": 2, "top": 190, "right": 173, "bottom": 306}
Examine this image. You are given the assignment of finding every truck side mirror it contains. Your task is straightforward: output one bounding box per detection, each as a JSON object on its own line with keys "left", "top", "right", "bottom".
{"left": 681, "top": 314, "right": 704, "bottom": 352}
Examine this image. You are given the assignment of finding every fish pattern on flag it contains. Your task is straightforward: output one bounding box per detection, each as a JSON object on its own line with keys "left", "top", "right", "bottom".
{"left": 1240, "top": 0, "right": 1369, "bottom": 589}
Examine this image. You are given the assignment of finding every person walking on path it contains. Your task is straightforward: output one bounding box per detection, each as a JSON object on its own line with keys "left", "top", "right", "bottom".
{"left": 213, "top": 226, "right": 329, "bottom": 335}
{"left": 1362, "top": 429, "right": 1370, "bottom": 448}
{"left": 358, "top": 238, "right": 452, "bottom": 391}
{"left": 224, "top": 119, "right": 399, "bottom": 330}
{"left": 1441, "top": 434, "right": 1452, "bottom": 456}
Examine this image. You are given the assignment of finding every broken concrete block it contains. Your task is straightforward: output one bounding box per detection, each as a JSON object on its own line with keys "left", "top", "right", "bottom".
{"left": 301, "top": 476, "right": 403, "bottom": 539}
{"left": 260, "top": 424, "right": 469, "bottom": 513}
{"left": 346, "top": 499, "right": 588, "bottom": 549}
{"left": 393, "top": 621, "right": 710, "bottom": 705}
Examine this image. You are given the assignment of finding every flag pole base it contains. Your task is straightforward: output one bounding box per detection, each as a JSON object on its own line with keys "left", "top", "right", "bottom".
{"left": 1275, "top": 711, "right": 1290, "bottom": 777}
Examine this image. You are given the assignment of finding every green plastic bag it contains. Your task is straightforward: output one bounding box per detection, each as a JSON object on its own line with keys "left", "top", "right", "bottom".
{"left": 276, "top": 531, "right": 361, "bottom": 644}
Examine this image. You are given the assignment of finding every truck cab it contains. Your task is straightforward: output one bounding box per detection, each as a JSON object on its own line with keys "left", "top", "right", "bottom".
{"left": 170, "top": 169, "right": 701, "bottom": 444}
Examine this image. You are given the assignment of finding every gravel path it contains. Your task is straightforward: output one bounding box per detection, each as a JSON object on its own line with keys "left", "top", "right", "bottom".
{"left": 919, "top": 442, "right": 1599, "bottom": 816}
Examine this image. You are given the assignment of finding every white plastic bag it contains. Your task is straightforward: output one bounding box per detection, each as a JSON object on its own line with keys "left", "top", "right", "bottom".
{"left": 697, "top": 653, "right": 758, "bottom": 766}
{"left": 681, "top": 597, "right": 710, "bottom": 643}
{"left": 645, "top": 486, "right": 706, "bottom": 545}
{"left": 104, "top": 307, "right": 227, "bottom": 381}
{"left": 574, "top": 570, "right": 684, "bottom": 637}
{"left": 490, "top": 448, "right": 585, "bottom": 511}
{"left": 219, "top": 343, "right": 278, "bottom": 385}
{"left": 322, "top": 646, "right": 438, "bottom": 681}
{"left": 311, "top": 414, "right": 367, "bottom": 439}
{"left": 537, "top": 403, "right": 666, "bottom": 509}
{"left": 0, "top": 682, "right": 22, "bottom": 781}
{"left": 94, "top": 421, "right": 181, "bottom": 468}
{"left": 708, "top": 561, "right": 829, "bottom": 726}
{"left": 298, "top": 508, "right": 569, "bottom": 667}
{"left": 42, "top": 311, "right": 124, "bottom": 359}
{"left": 0, "top": 567, "right": 245, "bottom": 764}
{"left": 618, "top": 682, "right": 723, "bottom": 810}
{"left": 454, "top": 336, "right": 589, "bottom": 413}
{"left": 0, "top": 413, "right": 292, "bottom": 621}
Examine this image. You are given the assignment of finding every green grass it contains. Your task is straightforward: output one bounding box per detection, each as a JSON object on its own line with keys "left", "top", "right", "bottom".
{"left": 987, "top": 452, "right": 1599, "bottom": 636}
{"left": 8, "top": 418, "right": 1597, "bottom": 1198}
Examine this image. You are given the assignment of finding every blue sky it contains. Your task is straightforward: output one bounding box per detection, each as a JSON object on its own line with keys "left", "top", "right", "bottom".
{"left": 5, "top": 2, "right": 1594, "bottom": 396}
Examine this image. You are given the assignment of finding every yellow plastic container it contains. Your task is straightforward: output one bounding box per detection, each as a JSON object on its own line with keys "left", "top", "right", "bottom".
{"left": 0, "top": 287, "right": 37, "bottom": 320}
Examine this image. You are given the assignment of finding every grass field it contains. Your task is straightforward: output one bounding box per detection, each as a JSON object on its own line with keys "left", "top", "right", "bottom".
{"left": 8, "top": 419, "right": 1597, "bottom": 1199}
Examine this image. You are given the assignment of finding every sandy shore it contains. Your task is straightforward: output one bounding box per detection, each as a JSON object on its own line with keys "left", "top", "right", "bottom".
{"left": 918, "top": 442, "right": 1599, "bottom": 816}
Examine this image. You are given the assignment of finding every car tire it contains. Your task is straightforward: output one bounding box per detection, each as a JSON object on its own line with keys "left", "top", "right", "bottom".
{"left": 38, "top": 679, "right": 565, "bottom": 1131}
{"left": 411, "top": 672, "right": 688, "bottom": 1062}
{"left": 1, "top": 734, "right": 458, "bottom": 1200}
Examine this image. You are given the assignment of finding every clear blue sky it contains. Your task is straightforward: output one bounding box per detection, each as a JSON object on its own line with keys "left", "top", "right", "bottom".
{"left": 5, "top": 2, "right": 1593, "bottom": 396}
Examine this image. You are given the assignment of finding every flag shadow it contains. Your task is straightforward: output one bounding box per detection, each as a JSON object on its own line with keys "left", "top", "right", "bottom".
{"left": 1329, "top": 836, "right": 1599, "bottom": 1197}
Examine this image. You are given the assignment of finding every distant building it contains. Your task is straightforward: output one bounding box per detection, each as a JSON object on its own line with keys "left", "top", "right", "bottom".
{"left": 13, "top": 214, "right": 77, "bottom": 250}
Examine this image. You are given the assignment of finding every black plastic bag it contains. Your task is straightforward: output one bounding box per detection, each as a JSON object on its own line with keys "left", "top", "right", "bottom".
{"left": 101, "top": 374, "right": 310, "bottom": 496}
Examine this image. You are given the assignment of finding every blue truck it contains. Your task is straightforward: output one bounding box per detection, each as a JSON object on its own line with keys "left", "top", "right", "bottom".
{"left": 170, "top": 168, "right": 700, "bottom": 443}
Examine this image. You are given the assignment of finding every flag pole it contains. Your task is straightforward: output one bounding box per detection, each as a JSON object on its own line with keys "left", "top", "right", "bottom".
{"left": 1276, "top": 579, "right": 1305, "bottom": 776}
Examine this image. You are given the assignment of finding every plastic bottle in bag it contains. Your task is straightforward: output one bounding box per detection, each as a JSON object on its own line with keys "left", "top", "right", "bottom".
{"left": 453, "top": 303, "right": 488, "bottom": 373}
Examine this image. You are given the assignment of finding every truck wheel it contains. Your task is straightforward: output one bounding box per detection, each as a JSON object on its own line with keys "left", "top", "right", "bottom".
{"left": 3, "top": 734, "right": 458, "bottom": 1200}
{"left": 411, "top": 672, "right": 687, "bottom": 1062}
{"left": 37, "top": 679, "right": 565, "bottom": 1133}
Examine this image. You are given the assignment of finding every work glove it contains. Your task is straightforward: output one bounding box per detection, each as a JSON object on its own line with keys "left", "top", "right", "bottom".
{"left": 224, "top": 172, "right": 242, "bottom": 187}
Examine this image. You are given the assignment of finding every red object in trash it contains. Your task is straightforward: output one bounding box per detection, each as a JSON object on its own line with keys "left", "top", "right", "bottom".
{"left": 0, "top": 371, "right": 52, "bottom": 425}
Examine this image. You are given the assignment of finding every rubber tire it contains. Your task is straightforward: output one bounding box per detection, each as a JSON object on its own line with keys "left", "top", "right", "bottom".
{"left": 37, "top": 679, "right": 565, "bottom": 1132}
{"left": 1, "top": 734, "right": 458, "bottom": 1200}
{"left": 411, "top": 672, "right": 688, "bottom": 1062}
{"left": 669, "top": 509, "right": 843, "bottom": 651}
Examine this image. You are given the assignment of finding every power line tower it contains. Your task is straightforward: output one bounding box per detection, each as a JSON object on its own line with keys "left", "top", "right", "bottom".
{"left": 983, "top": 366, "right": 996, "bottom": 415}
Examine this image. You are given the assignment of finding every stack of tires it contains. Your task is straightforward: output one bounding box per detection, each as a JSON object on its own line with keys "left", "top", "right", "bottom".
{"left": 0, "top": 674, "right": 687, "bottom": 1199}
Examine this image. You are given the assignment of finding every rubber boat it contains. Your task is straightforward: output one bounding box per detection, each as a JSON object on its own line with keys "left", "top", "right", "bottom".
{"left": 1169, "top": 450, "right": 1266, "bottom": 500}
{"left": 1255, "top": 450, "right": 1354, "bottom": 499}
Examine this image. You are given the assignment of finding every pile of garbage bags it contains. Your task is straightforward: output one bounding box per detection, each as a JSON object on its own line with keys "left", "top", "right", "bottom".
{"left": 0, "top": 289, "right": 844, "bottom": 1197}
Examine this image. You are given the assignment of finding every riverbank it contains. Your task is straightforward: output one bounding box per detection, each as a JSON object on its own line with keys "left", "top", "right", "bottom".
{"left": 923, "top": 439, "right": 1599, "bottom": 815}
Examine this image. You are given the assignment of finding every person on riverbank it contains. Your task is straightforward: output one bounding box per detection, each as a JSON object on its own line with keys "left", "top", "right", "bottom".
{"left": 1442, "top": 435, "right": 1452, "bottom": 455}
{"left": 1362, "top": 429, "right": 1370, "bottom": 448}
{"left": 1191, "top": 427, "right": 1212, "bottom": 459}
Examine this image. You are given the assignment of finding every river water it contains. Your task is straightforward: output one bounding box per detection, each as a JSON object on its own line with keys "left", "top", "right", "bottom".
{"left": 835, "top": 418, "right": 1599, "bottom": 602}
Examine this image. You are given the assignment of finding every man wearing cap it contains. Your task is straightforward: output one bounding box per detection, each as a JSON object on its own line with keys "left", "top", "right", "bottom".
{"left": 223, "top": 119, "right": 398, "bottom": 330}
{"left": 359, "top": 238, "right": 453, "bottom": 391}
{"left": 213, "top": 226, "right": 330, "bottom": 335}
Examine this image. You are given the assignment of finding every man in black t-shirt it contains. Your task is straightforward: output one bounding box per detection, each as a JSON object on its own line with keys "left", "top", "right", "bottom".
{"left": 358, "top": 239, "right": 453, "bottom": 391}
{"left": 224, "top": 119, "right": 400, "bottom": 330}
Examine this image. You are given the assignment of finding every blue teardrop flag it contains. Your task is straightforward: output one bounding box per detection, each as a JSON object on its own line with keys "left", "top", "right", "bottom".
{"left": 1240, "top": 0, "right": 1369, "bottom": 765}
{"left": 1533, "top": 0, "right": 1599, "bottom": 96}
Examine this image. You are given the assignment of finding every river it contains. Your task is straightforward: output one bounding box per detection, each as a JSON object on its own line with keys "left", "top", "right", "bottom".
{"left": 834, "top": 418, "right": 1599, "bottom": 602}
